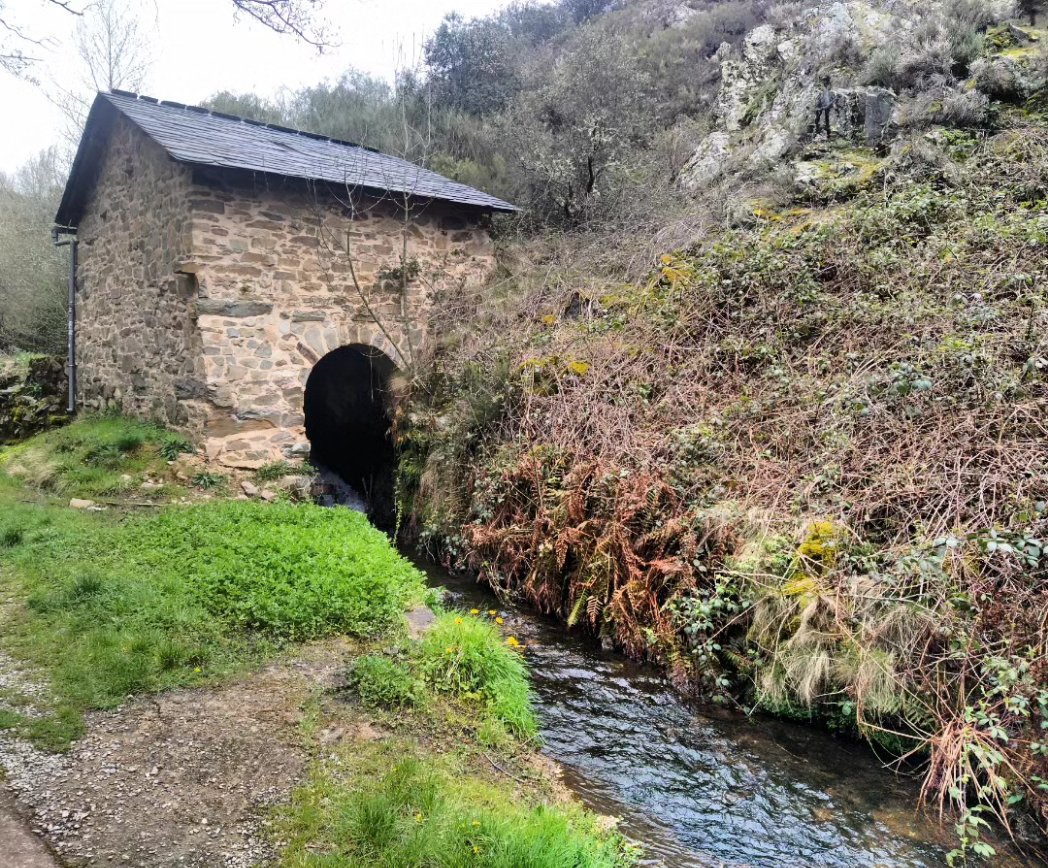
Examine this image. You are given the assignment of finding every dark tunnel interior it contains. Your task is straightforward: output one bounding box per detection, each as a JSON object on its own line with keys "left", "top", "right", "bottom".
{"left": 303, "top": 344, "right": 397, "bottom": 527}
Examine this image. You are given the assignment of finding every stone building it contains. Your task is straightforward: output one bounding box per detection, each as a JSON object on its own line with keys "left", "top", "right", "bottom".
{"left": 54, "top": 90, "right": 514, "bottom": 479}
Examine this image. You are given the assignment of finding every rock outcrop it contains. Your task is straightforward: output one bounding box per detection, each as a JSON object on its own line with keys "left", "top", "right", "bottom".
{"left": 678, "top": 0, "right": 1035, "bottom": 194}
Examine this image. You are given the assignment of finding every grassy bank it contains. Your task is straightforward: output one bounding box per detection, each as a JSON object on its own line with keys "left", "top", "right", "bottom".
{"left": 0, "top": 480, "right": 427, "bottom": 747}
{"left": 0, "top": 417, "right": 634, "bottom": 864}
{"left": 399, "top": 126, "right": 1048, "bottom": 857}
{"left": 279, "top": 741, "right": 630, "bottom": 867}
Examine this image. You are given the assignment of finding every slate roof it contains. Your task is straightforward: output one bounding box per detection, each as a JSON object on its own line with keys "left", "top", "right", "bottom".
{"left": 55, "top": 90, "right": 516, "bottom": 228}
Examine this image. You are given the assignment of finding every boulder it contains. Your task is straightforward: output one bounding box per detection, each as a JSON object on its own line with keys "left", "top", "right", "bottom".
{"left": 970, "top": 56, "right": 1031, "bottom": 104}
{"left": 863, "top": 87, "right": 896, "bottom": 146}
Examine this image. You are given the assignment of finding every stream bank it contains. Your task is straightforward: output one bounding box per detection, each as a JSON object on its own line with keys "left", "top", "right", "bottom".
{"left": 413, "top": 557, "right": 1035, "bottom": 867}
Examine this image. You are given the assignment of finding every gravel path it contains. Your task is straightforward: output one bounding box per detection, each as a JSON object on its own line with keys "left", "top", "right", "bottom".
{"left": 0, "top": 641, "right": 350, "bottom": 867}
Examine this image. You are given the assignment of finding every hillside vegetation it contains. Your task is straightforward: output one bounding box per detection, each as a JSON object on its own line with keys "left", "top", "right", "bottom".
{"left": 372, "top": 0, "right": 1048, "bottom": 860}
{"left": 4, "top": 0, "right": 1047, "bottom": 858}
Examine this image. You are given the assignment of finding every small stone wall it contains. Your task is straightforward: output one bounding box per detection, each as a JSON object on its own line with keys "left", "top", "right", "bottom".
{"left": 0, "top": 357, "right": 69, "bottom": 443}
{"left": 75, "top": 122, "right": 498, "bottom": 467}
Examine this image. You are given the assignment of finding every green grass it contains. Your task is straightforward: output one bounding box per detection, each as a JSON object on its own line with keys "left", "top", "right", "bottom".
{"left": 417, "top": 613, "right": 537, "bottom": 741}
{"left": 255, "top": 460, "right": 305, "bottom": 482}
{"left": 0, "top": 415, "right": 191, "bottom": 497}
{"left": 348, "top": 654, "right": 423, "bottom": 710}
{"left": 346, "top": 613, "right": 538, "bottom": 741}
{"left": 277, "top": 745, "right": 634, "bottom": 868}
{"left": 0, "top": 492, "right": 427, "bottom": 748}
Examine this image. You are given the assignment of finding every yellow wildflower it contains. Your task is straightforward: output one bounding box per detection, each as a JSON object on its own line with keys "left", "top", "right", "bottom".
{"left": 495, "top": 616, "right": 504, "bottom": 625}
{"left": 445, "top": 646, "right": 454, "bottom": 654}
{"left": 455, "top": 617, "right": 463, "bottom": 624}
{"left": 506, "top": 636, "right": 520, "bottom": 648}
{"left": 470, "top": 608, "right": 480, "bottom": 615}
{"left": 488, "top": 609, "right": 497, "bottom": 616}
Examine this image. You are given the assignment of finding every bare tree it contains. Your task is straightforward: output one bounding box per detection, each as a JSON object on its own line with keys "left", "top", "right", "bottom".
{"left": 49, "top": 0, "right": 151, "bottom": 147}
{"left": 0, "top": 147, "right": 68, "bottom": 353}
{"left": 231, "top": 0, "right": 329, "bottom": 48}
{"left": 0, "top": 0, "right": 83, "bottom": 79}
{"left": 1, "top": 0, "right": 329, "bottom": 80}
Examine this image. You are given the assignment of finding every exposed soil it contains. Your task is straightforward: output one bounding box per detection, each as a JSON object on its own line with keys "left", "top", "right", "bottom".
{"left": 0, "top": 640, "right": 355, "bottom": 867}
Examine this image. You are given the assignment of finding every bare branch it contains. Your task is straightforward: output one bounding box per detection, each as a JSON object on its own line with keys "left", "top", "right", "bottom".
{"left": 42, "top": 0, "right": 84, "bottom": 13}
{"left": 230, "top": 0, "right": 330, "bottom": 50}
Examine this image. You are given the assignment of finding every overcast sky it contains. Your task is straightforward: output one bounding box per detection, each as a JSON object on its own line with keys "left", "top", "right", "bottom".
{"left": 0, "top": 0, "right": 514, "bottom": 173}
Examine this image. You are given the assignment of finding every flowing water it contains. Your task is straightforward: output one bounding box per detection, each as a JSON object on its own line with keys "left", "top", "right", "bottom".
{"left": 410, "top": 557, "right": 1039, "bottom": 868}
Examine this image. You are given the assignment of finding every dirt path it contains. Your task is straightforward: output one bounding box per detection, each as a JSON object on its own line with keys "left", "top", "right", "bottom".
{"left": 0, "top": 641, "right": 353, "bottom": 867}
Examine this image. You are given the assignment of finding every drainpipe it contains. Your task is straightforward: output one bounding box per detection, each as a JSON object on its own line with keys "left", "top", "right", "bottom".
{"left": 51, "top": 227, "right": 78, "bottom": 415}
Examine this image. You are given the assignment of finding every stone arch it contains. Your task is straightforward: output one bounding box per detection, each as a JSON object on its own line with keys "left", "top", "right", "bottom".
{"left": 303, "top": 343, "right": 398, "bottom": 525}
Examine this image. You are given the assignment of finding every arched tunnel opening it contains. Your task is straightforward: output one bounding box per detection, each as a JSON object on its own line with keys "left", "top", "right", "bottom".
{"left": 303, "top": 344, "right": 397, "bottom": 528}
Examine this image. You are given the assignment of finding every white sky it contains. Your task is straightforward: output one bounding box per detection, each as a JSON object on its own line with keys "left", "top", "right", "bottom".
{"left": 0, "top": 0, "right": 515, "bottom": 173}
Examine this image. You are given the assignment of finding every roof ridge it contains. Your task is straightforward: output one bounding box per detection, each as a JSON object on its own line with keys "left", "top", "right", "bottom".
{"left": 106, "top": 89, "right": 382, "bottom": 154}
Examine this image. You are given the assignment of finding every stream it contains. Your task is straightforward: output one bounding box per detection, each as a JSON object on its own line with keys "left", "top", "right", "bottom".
{"left": 410, "top": 556, "right": 1037, "bottom": 868}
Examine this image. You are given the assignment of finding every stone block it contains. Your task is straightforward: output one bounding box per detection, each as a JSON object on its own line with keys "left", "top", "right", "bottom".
{"left": 197, "top": 300, "right": 273, "bottom": 317}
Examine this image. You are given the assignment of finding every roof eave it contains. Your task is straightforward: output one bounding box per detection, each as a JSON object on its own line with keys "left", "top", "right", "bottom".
{"left": 54, "top": 94, "right": 109, "bottom": 228}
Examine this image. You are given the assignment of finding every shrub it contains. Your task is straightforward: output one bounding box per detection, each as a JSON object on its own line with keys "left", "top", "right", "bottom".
{"left": 418, "top": 612, "right": 536, "bottom": 739}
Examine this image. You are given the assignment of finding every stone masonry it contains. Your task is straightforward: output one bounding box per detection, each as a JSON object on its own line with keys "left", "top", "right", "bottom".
{"left": 75, "top": 118, "right": 496, "bottom": 466}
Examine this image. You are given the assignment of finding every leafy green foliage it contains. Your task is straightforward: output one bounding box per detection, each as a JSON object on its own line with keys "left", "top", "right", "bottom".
{"left": 131, "top": 502, "right": 426, "bottom": 640}
{"left": 0, "top": 492, "right": 426, "bottom": 747}
{"left": 191, "top": 470, "right": 226, "bottom": 491}
{"left": 347, "top": 654, "right": 423, "bottom": 710}
{"left": 254, "top": 460, "right": 304, "bottom": 481}
{"left": 277, "top": 748, "right": 633, "bottom": 867}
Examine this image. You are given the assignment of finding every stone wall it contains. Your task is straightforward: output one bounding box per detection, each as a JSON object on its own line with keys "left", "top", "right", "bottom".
{"left": 75, "top": 115, "right": 202, "bottom": 423}
{"left": 178, "top": 171, "right": 496, "bottom": 466}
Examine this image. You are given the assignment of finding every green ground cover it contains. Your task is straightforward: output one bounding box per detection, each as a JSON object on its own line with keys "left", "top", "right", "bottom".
{"left": 277, "top": 741, "right": 632, "bottom": 868}
{"left": 0, "top": 416, "right": 634, "bottom": 863}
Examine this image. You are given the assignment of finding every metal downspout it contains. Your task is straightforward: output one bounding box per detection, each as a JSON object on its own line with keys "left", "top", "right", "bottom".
{"left": 51, "top": 228, "right": 77, "bottom": 415}
{"left": 67, "top": 239, "right": 78, "bottom": 414}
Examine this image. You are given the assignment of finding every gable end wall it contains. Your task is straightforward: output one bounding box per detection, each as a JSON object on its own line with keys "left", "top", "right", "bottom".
{"left": 180, "top": 177, "right": 496, "bottom": 467}
{"left": 75, "top": 116, "right": 202, "bottom": 425}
